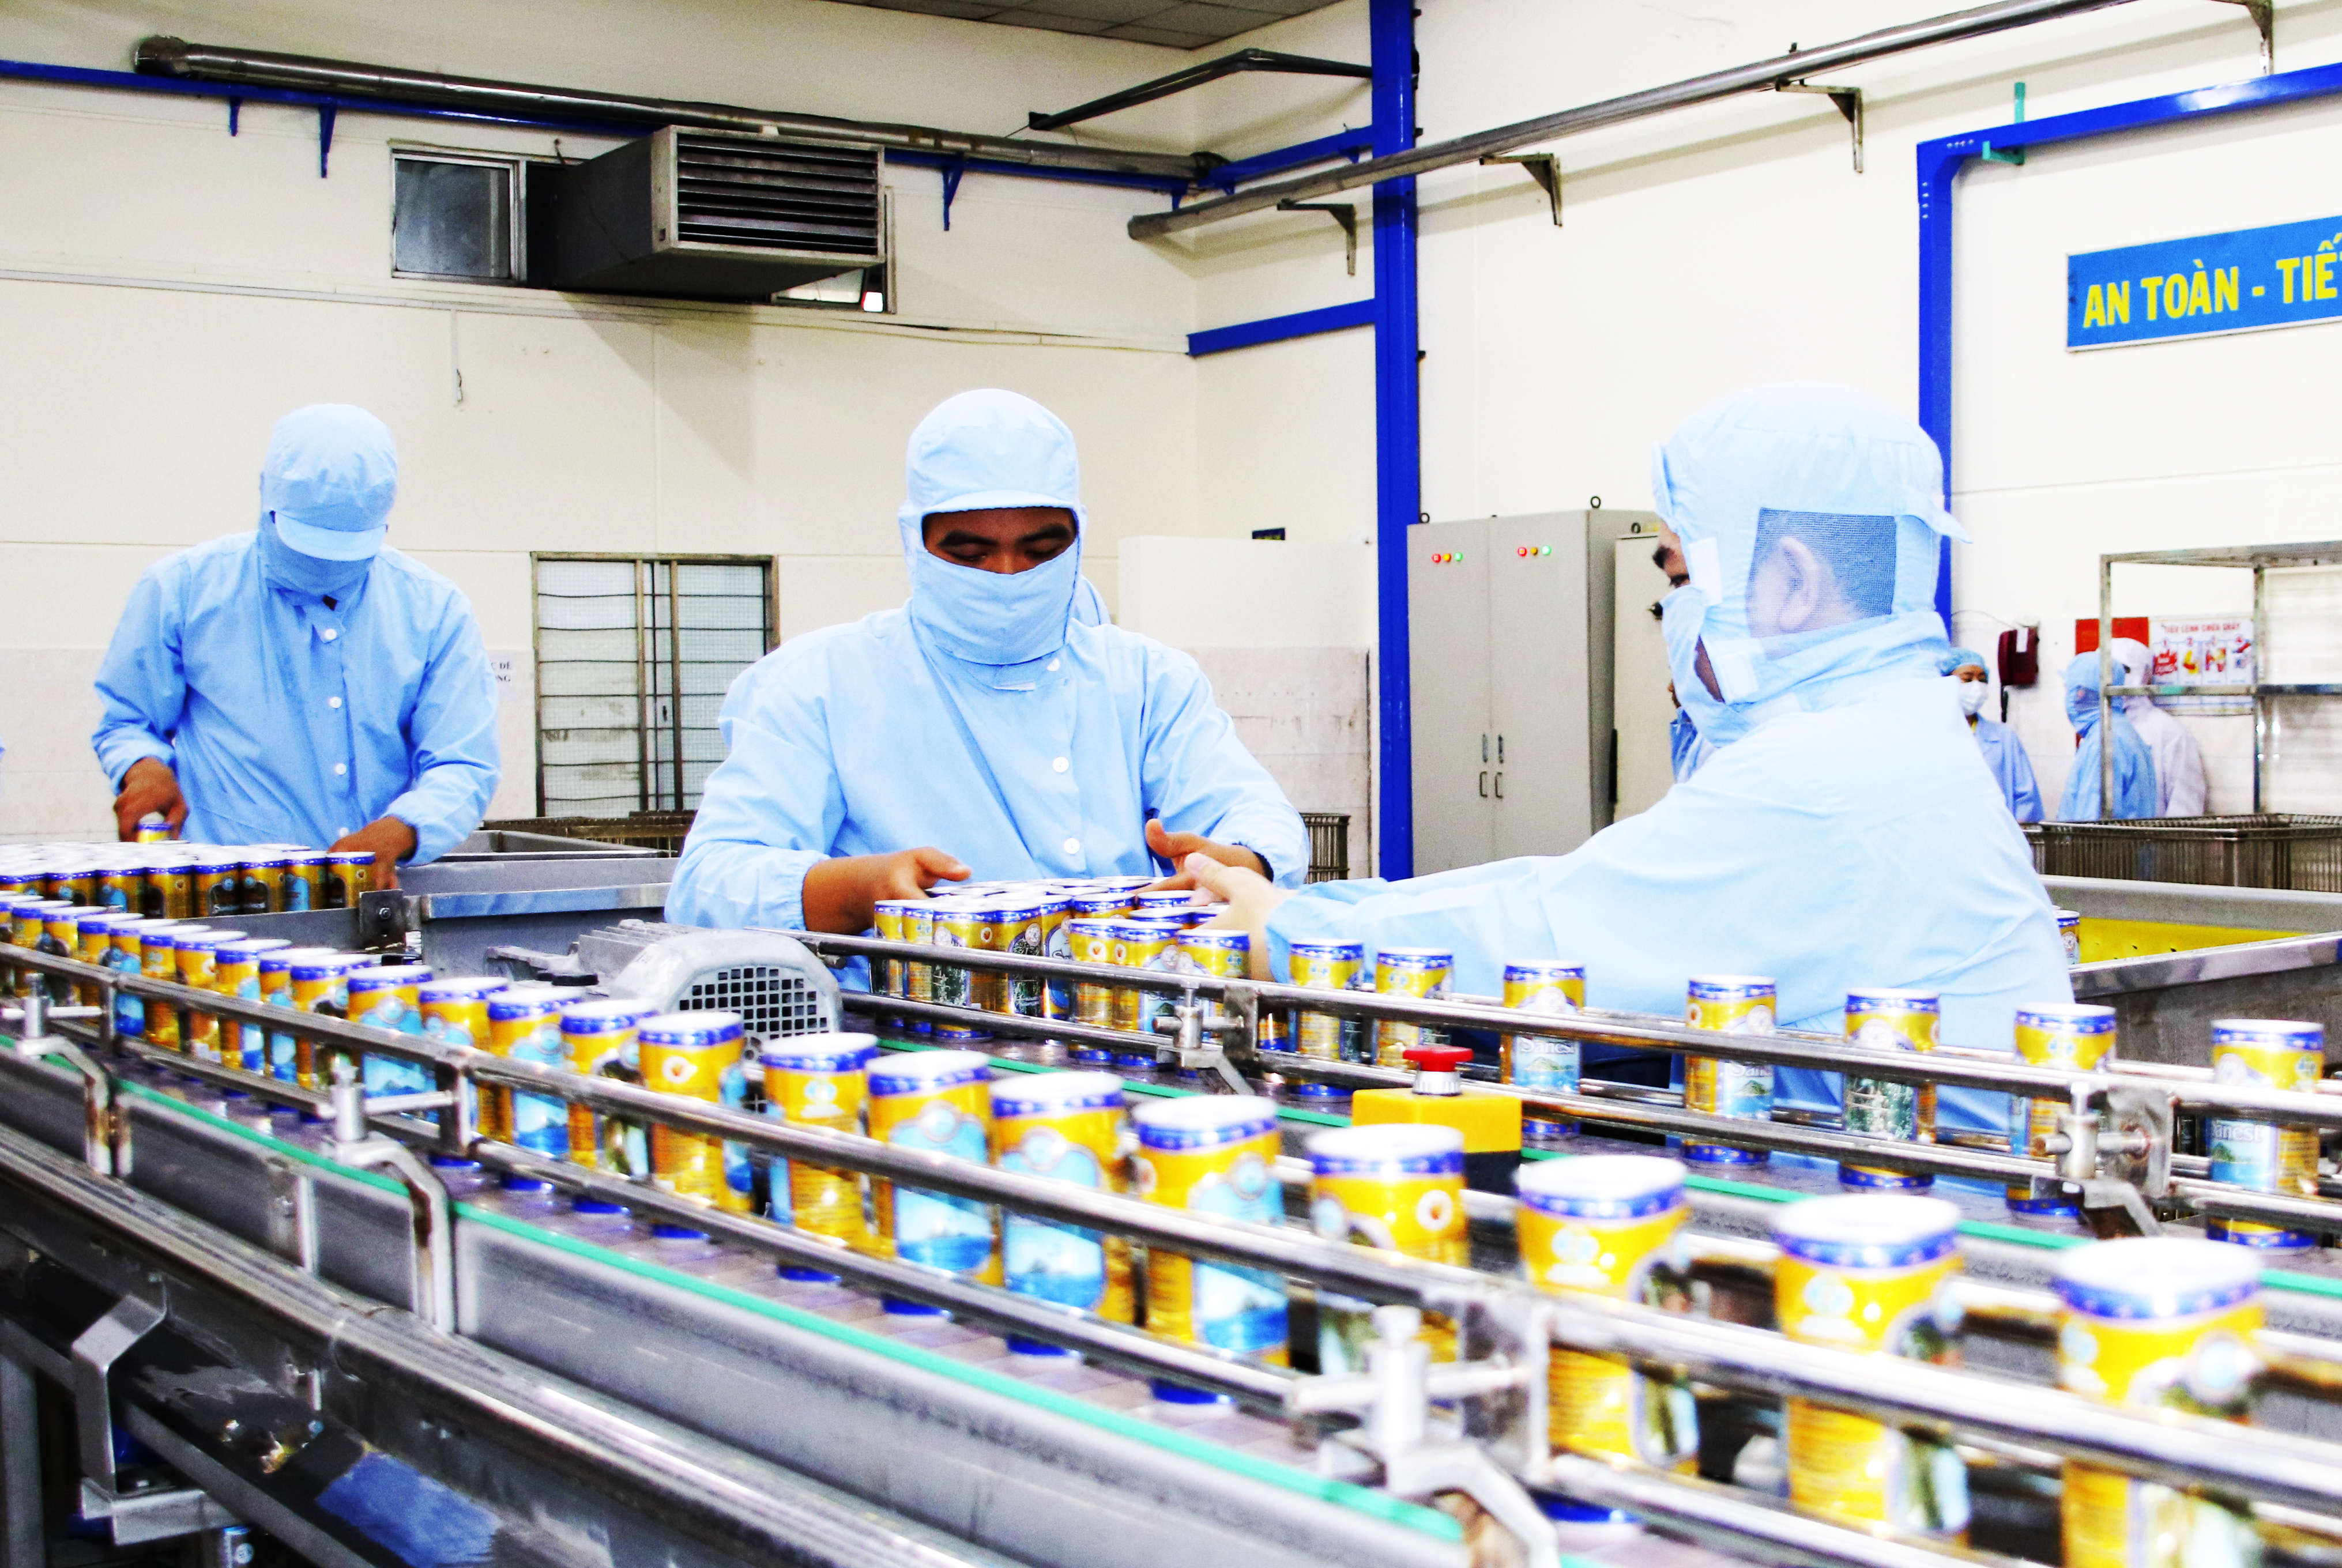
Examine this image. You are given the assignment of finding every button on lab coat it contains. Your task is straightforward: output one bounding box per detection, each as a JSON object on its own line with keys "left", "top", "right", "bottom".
{"left": 668, "top": 609, "right": 1309, "bottom": 933}
{"left": 92, "top": 534, "right": 500, "bottom": 863}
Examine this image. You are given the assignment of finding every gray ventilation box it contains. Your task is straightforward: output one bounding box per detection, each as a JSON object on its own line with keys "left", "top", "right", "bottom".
{"left": 580, "top": 920, "right": 839, "bottom": 1047}
{"left": 536, "top": 127, "right": 884, "bottom": 301}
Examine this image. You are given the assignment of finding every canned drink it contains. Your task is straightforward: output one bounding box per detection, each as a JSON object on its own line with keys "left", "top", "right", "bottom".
{"left": 45, "top": 859, "right": 100, "bottom": 906}
{"left": 487, "top": 989, "right": 579, "bottom": 1157}
{"left": 982, "top": 900, "right": 1048, "bottom": 1019}
{"left": 898, "top": 902, "right": 935, "bottom": 1034}
{"left": 2053, "top": 1239, "right": 2262, "bottom": 1568}
{"left": 133, "top": 813, "right": 175, "bottom": 843}
{"left": 1131, "top": 890, "right": 1199, "bottom": 913}
{"left": 171, "top": 929, "right": 240, "bottom": 1065}
{"left": 2009, "top": 1004, "right": 2118, "bottom": 1214}
{"left": 2205, "top": 1018, "right": 2325, "bottom": 1251}
{"left": 1682, "top": 975, "right": 1776, "bottom": 1165}
{"left": 1069, "top": 892, "right": 1133, "bottom": 922}
{"left": 1289, "top": 940, "right": 1365, "bottom": 1064}
{"left": 1110, "top": 917, "right": 1188, "bottom": 1042}
{"left": 1774, "top": 1195, "right": 1967, "bottom": 1538}
{"left": 762, "top": 1032, "right": 876, "bottom": 1245}
{"left": 867, "top": 1049, "right": 997, "bottom": 1279}
{"left": 141, "top": 924, "right": 214, "bottom": 1052}
{"left": 66, "top": 909, "right": 126, "bottom": 1009}
{"left": 1308, "top": 1124, "right": 1467, "bottom": 1371}
{"left": 213, "top": 938, "right": 291, "bottom": 1072}
{"left": 419, "top": 977, "right": 505, "bottom": 1049}
{"left": 871, "top": 898, "right": 914, "bottom": 1002}
{"left": 107, "top": 919, "right": 179, "bottom": 1039}
{"left": 926, "top": 899, "right": 994, "bottom": 1041}
{"left": 637, "top": 1011, "right": 754, "bottom": 1215}
{"left": 560, "top": 998, "right": 657, "bottom": 1177}
{"left": 258, "top": 947, "right": 337, "bottom": 1083}
{"left": 143, "top": 855, "right": 194, "bottom": 920}
{"left": 1839, "top": 989, "right": 1941, "bottom": 1191}
{"left": 1131, "top": 1095, "right": 1287, "bottom": 1361}
{"left": 1066, "top": 917, "right": 1120, "bottom": 1053}
{"left": 1503, "top": 961, "right": 1586, "bottom": 1141}
{"left": 241, "top": 854, "right": 290, "bottom": 915}
{"left": 288, "top": 952, "right": 364, "bottom": 1090}
{"left": 1037, "top": 896, "right": 1075, "bottom": 1021}
{"left": 348, "top": 966, "right": 435, "bottom": 1096}
{"left": 280, "top": 853, "right": 326, "bottom": 913}
{"left": 2056, "top": 908, "right": 2083, "bottom": 966}
{"left": 1515, "top": 1155, "right": 1698, "bottom": 1468}
{"left": 96, "top": 857, "right": 145, "bottom": 914}
{"left": 325, "top": 851, "right": 376, "bottom": 909}
{"left": 1374, "top": 948, "right": 1452, "bottom": 1069}
{"left": 991, "top": 1069, "right": 1132, "bottom": 1320}
{"left": 189, "top": 856, "right": 243, "bottom": 919}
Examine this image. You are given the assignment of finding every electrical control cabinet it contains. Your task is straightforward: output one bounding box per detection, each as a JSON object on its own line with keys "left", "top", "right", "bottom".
{"left": 1407, "top": 511, "right": 1650, "bottom": 875}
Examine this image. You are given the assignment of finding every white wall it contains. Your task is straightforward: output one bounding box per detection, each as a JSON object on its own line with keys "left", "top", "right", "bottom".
{"left": 0, "top": 0, "right": 1210, "bottom": 840}
{"left": 1169, "top": 0, "right": 2342, "bottom": 826}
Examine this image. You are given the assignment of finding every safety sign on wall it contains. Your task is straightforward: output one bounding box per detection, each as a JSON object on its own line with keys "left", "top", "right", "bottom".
{"left": 2069, "top": 215, "right": 2342, "bottom": 349}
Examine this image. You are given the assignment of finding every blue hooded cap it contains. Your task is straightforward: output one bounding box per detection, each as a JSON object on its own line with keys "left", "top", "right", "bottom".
{"left": 260, "top": 404, "right": 398, "bottom": 561}
{"left": 2058, "top": 651, "right": 2159, "bottom": 819}
{"left": 1940, "top": 646, "right": 1988, "bottom": 676}
{"left": 895, "top": 390, "right": 1086, "bottom": 666}
{"left": 1650, "top": 383, "right": 1969, "bottom": 747}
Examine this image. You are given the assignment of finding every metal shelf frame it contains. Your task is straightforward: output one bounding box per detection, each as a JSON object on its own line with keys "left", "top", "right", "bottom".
{"left": 2094, "top": 540, "right": 2342, "bottom": 815}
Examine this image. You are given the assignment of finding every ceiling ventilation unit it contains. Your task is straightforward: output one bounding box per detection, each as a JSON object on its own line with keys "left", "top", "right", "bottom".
{"left": 536, "top": 127, "right": 884, "bottom": 301}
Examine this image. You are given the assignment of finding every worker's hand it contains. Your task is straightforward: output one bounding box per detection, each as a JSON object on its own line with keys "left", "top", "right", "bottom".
{"left": 801, "top": 847, "right": 970, "bottom": 935}
{"left": 1142, "top": 818, "right": 1268, "bottom": 883}
{"left": 1183, "top": 853, "right": 1295, "bottom": 980}
{"left": 112, "top": 758, "right": 187, "bottom": 842}
{"left": 329, "top": 817, "right": 419, "bottom": 892}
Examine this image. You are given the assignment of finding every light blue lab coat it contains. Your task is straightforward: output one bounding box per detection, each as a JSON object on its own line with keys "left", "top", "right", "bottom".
{"left": 1972, "top": 715, "right": 2044, "bottom": 824}
{"left": 666, "top": 612, "right": 1310, "bottom": 932}
{"left": 2055, "top": 654, "right": 2159, "bottom": 822}
{"left": 92, "top": 534, "right": 500, "bottom": 863}
{"left": 1269, "top": 677, "right": 2069, "bottom": 1136}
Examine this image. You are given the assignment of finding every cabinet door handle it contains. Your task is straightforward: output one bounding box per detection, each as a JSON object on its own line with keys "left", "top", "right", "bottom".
{"left": 1479, "top": 771, "right": 1489, "bottom": 798}
{"left": 1494, "top": 772, "right": 1504, "bottom": 799}
{"left": 1497, "top": 735, "right": 1505, "bottom": 763}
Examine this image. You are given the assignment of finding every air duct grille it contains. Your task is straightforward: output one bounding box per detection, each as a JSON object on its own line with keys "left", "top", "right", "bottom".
{"left": 672, "top": 135, "right": 880, "bottom": 255}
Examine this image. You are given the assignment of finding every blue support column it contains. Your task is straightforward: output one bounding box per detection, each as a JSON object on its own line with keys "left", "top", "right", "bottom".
{"left": 1370, "top": 0, "right": 1418, "bottom": 881}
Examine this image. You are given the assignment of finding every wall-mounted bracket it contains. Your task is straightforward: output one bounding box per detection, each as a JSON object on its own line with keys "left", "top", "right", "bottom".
{"left": 1979, "top": 80, "right": 2027, "bottom": 164}
{"left": 2212, "top": 0, "right": 2275, "bottom": 73}
{"left": 1277, "top": 199, "right": 1359, "bottom": 273}
{"left": 317, "top": 103, "right": 335, "bottom": 178}
{"left": 1476, "top": 153, "right": 1561, "bottom": 225}
{"left": 941, "top": 160, "right": 966, "bottom": 231}
{"left": 1778, "top": 81, "right": 1864, "bottom": 173}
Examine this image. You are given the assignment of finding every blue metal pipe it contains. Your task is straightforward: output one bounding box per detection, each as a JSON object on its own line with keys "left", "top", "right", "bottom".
{"left": 1916, "top": 58, "right": 2342, "bottom": 636}
{"left": 1208, "top": 127, "right": 1376, "bottom": 191}
{"left": 1369, "top": 0, "right": 1418, "bottom": 881}
{"left": 1188, "top": 298, "right": 1373, "bottom": 357}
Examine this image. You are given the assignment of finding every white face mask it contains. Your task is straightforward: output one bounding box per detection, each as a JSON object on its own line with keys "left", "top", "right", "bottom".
{"left": 1953, "top": 676, "right": 1988, "bottom": 718}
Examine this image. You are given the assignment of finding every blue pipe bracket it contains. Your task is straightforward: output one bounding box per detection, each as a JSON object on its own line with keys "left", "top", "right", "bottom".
{"left": 1915, "top": 58, "right": 2342, "bottom": 637}
{"left": 1187, "top": 298, "right": 1373, "bottom": 357}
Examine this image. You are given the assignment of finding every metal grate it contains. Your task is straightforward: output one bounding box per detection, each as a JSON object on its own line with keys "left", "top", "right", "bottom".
{"left": 2026, "top": 815, "right": 2342, "bottom": 891}
{"left": 534, "top": 556, "right": 774, "bottom": 816}
{"left": 673, "top": 136, "right": 882, "bottom": 256}
{"left": 681, "top": 963, "right": 826, "bottom": 1045}
{"left": 1301, "top": 812, "right": 1351, "bottom": 883}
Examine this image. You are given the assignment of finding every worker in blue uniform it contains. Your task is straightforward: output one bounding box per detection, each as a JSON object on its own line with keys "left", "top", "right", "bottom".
{"left": 93, "top": 405, "right": 500, "bottom": 885}
{"left": 2056, "top": 652, "right": 2159, "bottom": 821}
{"left": 667, "top": 389, "right": 1308, "bottom": 936}
{"left": 1942, "top": 647, "right": 2042, "bottom": 822}
{"left": 1178, "top": 383, "right": 2070, "bottom": 1145}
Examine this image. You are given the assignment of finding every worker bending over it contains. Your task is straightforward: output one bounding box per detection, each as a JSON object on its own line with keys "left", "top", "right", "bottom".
{"left": 2056, "top": 653, "right": 2159, "bottom": 821}
{"left": 1942, "top": 647, "right": 2042, "bottom": 822}
{"left": 93, "top": 405, "right": 500, "bottom": 886}
{"left": 2112, "top": 637, "right": 2207, "bottom": 815}
{"left": 1183, "top": 383, "right": 2069, "bottom": 1144}
{"left": 668, "top": 389, "right": 1307, "bottom": 935}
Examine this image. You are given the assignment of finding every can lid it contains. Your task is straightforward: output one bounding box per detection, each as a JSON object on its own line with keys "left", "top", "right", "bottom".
{"left": 990, "top": 1069, "right": 1124, "bottom": 1116}
{"left": 1772, "top": 1194, "right": 1960, "bottom": 1268}
{"left": 1503, "top": 960, "right": 1586, "bottom": 979}
{"left": 1376, "top": 946, "right": 1453, "bottom": 964}
{"left": 350, "top": 964, "right": 433, "bottom": 986}
{"left": 1845, "top": 987, "right": 1941, "bottom": 1007}
{"left": 559, "top": 997, "right": 658, "bottom": 1027}
{"left": 488, "top": 988, "right": 576, "bottom": 1019}
{"left": 1305, "top": 1123, "right": 1463, "bottom": 1171}
{"left": 2211, "top": 1017, "right": 2325, "bottom": 1042}
{"left": 326, "top": 851, "right": 376, "bottom": 864}
{"left": 1688, "top": 974, "right": 1775, "bottom": 992}
{"left": 2053, "top": 1237, "right": 2261, "bottom": 1319}
{"left": 263, "top": 945, "right": 345, "bottom": 966}
{"left": 172, "top": 928, "right": 244, "bottom": 950}
{"left": 1515, "top": 1154, "right": 1685, "bottom": 1216}
{"left": 1180, "top": 929, "right": 1248, "bottom": 949}
{"left": 289, "top": 953, "right": 366, "bottom": 978}
{"left": 1131, "top": 1093, "right": 1279, "bottom": 1147}
{"left": 763, "top": 1031, "right": 882, "bottom": 1071}
{"left": 2015, "top": 1002, "right": 2118, "bottom": 1026}
{"left": 868, "top": 1048, "right": 989, "bottom": 1091}
{"left": 150, "top": 925, "right": 216, "bottom": 946}
{"left": 417, "top": 976, "right": 514, "bottom": 1000}
{"left": 214, "top": 937, "right": 293, "bottom": 955}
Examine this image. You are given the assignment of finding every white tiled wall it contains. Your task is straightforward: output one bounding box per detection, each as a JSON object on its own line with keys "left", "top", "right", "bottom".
{"left": 1184, "top": 646, "right": 1370, "bottom": 881}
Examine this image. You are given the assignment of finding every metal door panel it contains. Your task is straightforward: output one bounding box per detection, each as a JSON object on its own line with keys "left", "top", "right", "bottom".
{"left": 1408, "top": 521, "right": 1495, "bottom": 875}
{"left": 1489, "top": 515, "right": 1592, "bottom": 858}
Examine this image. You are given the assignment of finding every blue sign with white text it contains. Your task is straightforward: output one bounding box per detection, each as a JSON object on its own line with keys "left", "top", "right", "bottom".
{"left": 2068, "top": 214, "right": 2342, "bottom": 349}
